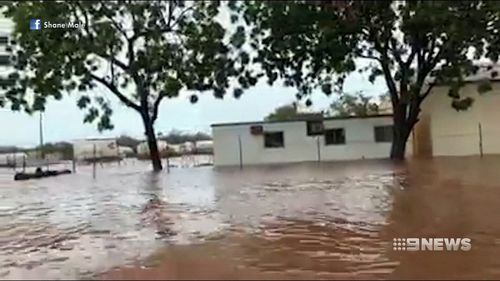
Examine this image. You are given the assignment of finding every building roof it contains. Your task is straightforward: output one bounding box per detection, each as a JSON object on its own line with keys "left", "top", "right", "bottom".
{"left": 211, "top": 113, "right": 393, "bottom": 128}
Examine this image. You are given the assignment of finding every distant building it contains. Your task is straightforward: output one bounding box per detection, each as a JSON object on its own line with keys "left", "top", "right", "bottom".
{"left": 195, "top": 140, "right": 213, "bottom": 154}
{"left": 211, "top": 114, "right": 403, "bottom": 167}
{"left": 179, "top": 141, "right": 194, "bottom": 154}
{"left": 0, "top": 152, "right": 27, "bottom": 167}
{"left": 136, "top": 140, "right": 168, "bottom": 158}
{"left": 72, "top": 138, "right": 120, "bottom": 162}
{"left": 118, "top": 146, "right": 135, "bottom": 158}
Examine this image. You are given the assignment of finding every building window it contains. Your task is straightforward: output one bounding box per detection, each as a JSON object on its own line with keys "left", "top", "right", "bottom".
{"left": 324, "top": 128, "right": 346, "bottom": 145}
{"left": 0, "top": 78, "right": 15, "bottom": 89}
{"left": 0, "top": 55, "right": 10, "bottom": 66}
{"left": 264, "top": 132, "right": 284, "bottom": 148}
{"left": 306, "top": 120, "right": 324, "bottom": 136}
{"left": 0, "top": 36, "right": 8, "bottom": 45}
{"left": 374, "top": 125, "right": 393, "bottom": 142}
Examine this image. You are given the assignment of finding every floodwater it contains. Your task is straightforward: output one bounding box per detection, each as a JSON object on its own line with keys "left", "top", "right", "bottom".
{"left": 1, "top": 156, "right": 500, "bottom": 280}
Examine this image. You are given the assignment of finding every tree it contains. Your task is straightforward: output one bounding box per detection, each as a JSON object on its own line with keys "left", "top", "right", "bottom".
{"left": 2, "top": 1, "right": 246, "bottom": 170}
{"left": 231, "top": 1, "right": 500, "bottom": 159}
{"left": 264, "top": 103, "right": 299, "bottom": 121}
{"left": 329, "top": 92, "right": 381, "bottom": 117}
{"left": 264, "top": 102, "right": 324, "bottom": 121}
{"left": 116, "top": 135, "right": 141, "bottom": 150}
{"left": 159, "top": 129, "right": 212, "bottom": 144}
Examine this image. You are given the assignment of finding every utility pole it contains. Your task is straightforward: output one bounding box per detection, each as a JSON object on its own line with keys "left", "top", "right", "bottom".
{"left": 39, "top": 111, "right": 44, "bottom": 160}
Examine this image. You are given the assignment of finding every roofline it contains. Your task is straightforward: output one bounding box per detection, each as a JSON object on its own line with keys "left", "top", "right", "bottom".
{"left": 211, "top": 113, "right": 394, "bottom": 128}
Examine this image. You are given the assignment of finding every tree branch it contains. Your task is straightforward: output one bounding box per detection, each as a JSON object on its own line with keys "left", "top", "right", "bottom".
{"left": 169, "top": 6, "right": 194, "bottom": 30}
{"left": 89, "top": 73, "right": 141, "bottom": 111}
{"left": 74, "top": 2, "right": 92, "bottom": 39}
{"left": 373, "top": 38, "right": 399, "bottom": 106}
{"left": 357, "top": 53, "right": 382, "bottom": 62}
{"left": 130, "top": 5, "right": 194, "bottom": 42}
{"left": 100, "top": 3, "right": 130, "bottom": 41}
{"left": 419, "top": 82, "right": 435, "bottom": 103}
{"left": 151, "top": 94, "right": 165, "bottom": 122}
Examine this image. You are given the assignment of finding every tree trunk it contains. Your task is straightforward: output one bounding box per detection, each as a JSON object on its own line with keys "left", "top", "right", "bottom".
{"left": 141, "top": 112, "right": 163, "bottom": 171}
{"left": 390, "top": 111, "right": 413, "bottom": 160}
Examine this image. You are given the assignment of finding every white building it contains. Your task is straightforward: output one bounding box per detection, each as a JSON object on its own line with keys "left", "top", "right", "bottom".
{"left": 136, "top": 140, "right": 168, "bottom": 157}
{"left": 212, "top": 114, "right": 399, "bottom": 167}
{"left": 0, "top": 152, "right": 27, "bottom": 167}
{"left": 180, "top": 141, "right": 195, "bottom": 153}
{"left": 118, "top": 146, "right": 134, "bottom": 158}
{"left": 73, "top": 138, "right": 120, "bottom": 162}
{"left": 195, "top": 140, "right": 213, "bottom": 154}
{"left": 413, "top": 77, "right": 500, "bottom": 157}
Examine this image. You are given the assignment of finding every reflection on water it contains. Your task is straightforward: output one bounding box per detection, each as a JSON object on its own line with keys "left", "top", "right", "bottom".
{"left": 1, "top": 156, "right": 500, "bottom": 279}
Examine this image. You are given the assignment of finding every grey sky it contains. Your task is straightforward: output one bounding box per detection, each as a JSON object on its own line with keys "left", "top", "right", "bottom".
{"left": 0, "top": 68, "right": 387, "bottom": 147}
{"left": 0, "top": 5, "right": 388, "bottom": 148}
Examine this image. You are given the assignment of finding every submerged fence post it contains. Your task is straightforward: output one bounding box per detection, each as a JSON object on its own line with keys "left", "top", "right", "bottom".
{"left": 238, "top": 135, "right": 243, "bottom": 170}
{"left": 92, "top": 144, "right": 97, "bottom": 179}
{"left": 166, "top": 153, "right": 170, "bottom": 174}
{"left": 479, "top": 122, "right": 483, "bottom": 158}
{"left": 117, "top": 145, "right": 121, "bottom": 166}
{"left": 316, "top": 136, "right": 321, "bottom": 163}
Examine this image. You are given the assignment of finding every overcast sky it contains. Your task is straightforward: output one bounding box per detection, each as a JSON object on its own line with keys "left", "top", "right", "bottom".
{"left": 0, "top": 6, "right": 388, "bottom": 148}
{"left": 0, "top": 69, "right": 387, "bottom": 147}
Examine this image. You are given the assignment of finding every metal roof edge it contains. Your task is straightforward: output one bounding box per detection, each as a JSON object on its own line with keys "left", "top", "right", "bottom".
{"left": 211, "top": 114, "right": 394, "bottom": 128}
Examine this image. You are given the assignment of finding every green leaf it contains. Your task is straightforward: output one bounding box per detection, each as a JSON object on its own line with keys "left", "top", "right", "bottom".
{"left": 190, "top": 94, "right": 199, "bottom": 104}
{"left": 447, "top": 84, "right": 460, "bottom": 99}
{"left": 321, "top": 83, "right": 332, "bottom": 95}
{"left": 83, "top": 107, "right": 99, "bottom": 123}
{"left": 451, "top": 97, "right": 474, "bottom": 111}
{"left": 230, "top": 14, "right": 238, "bottom": 23}
{"left": 477, "top": 79, "right": 493, "bottom": 94}
{"left": 77, "top": 96, "right": 91, "bottom": 109}
{"left": 233, "top": 88, "right": 243, "bottom": 98}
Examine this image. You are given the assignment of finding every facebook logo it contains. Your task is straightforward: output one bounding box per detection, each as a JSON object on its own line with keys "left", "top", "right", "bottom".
{"left": 30, "top": 19, "right": 42, "bottom": 30}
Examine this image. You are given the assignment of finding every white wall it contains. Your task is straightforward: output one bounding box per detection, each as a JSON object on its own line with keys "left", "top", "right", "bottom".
{"left": 0, "top": 152, "right": 27, "bottom": 166}
{"left": 73, "top": 139, "right": 119, "bottom": 161}
{"left": 136, "top": 140, "right": 168, "bottom": 156}
{"left": 321, "top": 117, "right": 393, "bottom": 161}
{"left": 212, "top": 116, "right": 394, "bottom": 166}
{"left": 421, "top": 82, "right": 500, "bottom": 156}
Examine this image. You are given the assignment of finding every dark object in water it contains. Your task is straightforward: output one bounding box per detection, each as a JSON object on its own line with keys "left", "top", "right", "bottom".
{"left": 194, "top": 163, "right": 213, "bottom": 167}
{"left": 14, "top": 169, "right": 72, "bottom": 181}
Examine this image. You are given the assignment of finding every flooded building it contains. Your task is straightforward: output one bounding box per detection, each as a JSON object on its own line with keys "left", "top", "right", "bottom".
{"left": 194, "top": 140, "right": 214, "bottom": 154}
{"left": 413, "top": 64, "right": 500, "bottom": 157}
{"left": 0, "top": 152, "right": 27, "bottom": 167}
{"left": 211, "top": 114, "right": 405, "bottom": 166}
{"left": 72, "top": 138, "right": 121, "bottom": 162}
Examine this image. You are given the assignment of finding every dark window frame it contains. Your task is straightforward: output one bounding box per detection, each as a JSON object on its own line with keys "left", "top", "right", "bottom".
{"left": 0, "top": 55, "right": 10, "bottom": 66}
{"left": 324, "top": 128, "right": 346, "bottom": 145}
{"left": 306, "top": 120, "right": 324, "bottom": 136}
{"left": 374, "top": 125, "right": 394, "bottom": 143}
{"left": 0, "top": 36, "right": 8, "bottom": 45}
{"left": 264, "top": 131, "right": 285, "bottom": 148}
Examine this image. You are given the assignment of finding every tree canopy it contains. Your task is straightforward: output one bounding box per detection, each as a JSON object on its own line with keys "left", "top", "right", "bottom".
{"left": 159, "top": 129, "right": 211, "bottom": 144}
{"left": 2, "top": 1, "right": 250, "bottom": 170}
{"left": 230, "top": 0, "right": 500, "bottom": 158}
{"left": 329, "top": 92, "right": 383, "bottom": 117}
{"left": 264, "top": 102, "right": 323, "bottom": 121}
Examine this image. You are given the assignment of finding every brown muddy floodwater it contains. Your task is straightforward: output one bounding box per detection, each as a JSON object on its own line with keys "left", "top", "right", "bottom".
{"left": 1, "top": 156, "right": 500, "bottom": 280}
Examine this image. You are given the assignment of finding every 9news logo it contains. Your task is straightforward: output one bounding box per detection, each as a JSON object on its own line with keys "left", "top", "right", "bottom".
{"left": 393, "top": 238, "right": 471, "bottom": 251}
